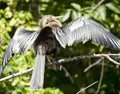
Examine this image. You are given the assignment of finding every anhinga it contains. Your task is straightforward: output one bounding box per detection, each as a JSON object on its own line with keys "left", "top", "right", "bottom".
{"left": 1, "top": 15, "right": 120, "bottom": 90}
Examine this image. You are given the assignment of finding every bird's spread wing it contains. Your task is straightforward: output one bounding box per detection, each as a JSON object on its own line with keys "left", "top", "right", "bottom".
{"left": 0, "top": 26, "right": 39, "bottom": 76}
{"left": 52, "top": 28, "right": 67, "bottom": 48}
{"left": 53, "top": 17, "right": 120, "bottom": 51}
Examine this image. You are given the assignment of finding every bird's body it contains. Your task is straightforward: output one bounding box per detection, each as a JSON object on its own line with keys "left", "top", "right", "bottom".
{"left": 34, "top": 27, "right": 59, "bottom": 55}
{"left": 1, "top": 15, "right": 120, "bottom": 90}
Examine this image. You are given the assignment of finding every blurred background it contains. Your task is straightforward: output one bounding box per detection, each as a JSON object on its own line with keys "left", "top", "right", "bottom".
{"left": 0, "top": 0, "right": 120, "bottom": 94}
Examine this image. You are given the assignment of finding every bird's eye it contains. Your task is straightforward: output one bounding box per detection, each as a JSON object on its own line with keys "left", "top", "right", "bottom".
{"left": 46, "top": 21, "right": 49, "bottom": 24}
{"left": 46, "top": 20, "right": 50, "bottom": 24}
{"left": 51, "top": 20, "right": 55, "bottom": 22}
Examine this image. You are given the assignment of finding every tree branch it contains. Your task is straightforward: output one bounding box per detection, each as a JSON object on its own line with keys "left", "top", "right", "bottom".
{"left": 0, "top": 68, "right": 33, "bottom": 82}
{"left": 84, "top": 57, "right": 104, "bottom": 72}
{"left": 61, "top": 65, "right": 74, "bottom": 83}
{"left": 47, "top": 53, "right": 120, "bottom": 65}
{"left": 105, "top": 55, "right": 120, "bottom": 65}
{"left": 92, "top": 0, "right": 105, "bottom": 11}
{"left": 0, "top": 53, "right": 120, "bottom": 82}
{"left": 96, "top": 59, "right": 104, "bottom": 93}
{"left": 76, "top": 81, "right": 98, "bottom": 94}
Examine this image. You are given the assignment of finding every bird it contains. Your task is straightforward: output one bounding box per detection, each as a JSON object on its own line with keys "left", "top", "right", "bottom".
{"left": 1, "top": 14, "right": 120, "bottom": 90}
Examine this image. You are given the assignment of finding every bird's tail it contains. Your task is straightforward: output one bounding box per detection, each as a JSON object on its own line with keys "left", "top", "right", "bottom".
{"left": 30, "top": 46, "right": 45, "bottom": 90}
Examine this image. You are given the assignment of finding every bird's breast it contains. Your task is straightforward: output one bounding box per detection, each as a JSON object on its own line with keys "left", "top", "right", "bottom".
{"left": 34, "top": 27, "right": 59, "bottom": 54}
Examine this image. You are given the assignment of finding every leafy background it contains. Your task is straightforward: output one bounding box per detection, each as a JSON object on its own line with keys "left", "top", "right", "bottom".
{"left": 0, "top": 0, "right": 120, "bottom": 94}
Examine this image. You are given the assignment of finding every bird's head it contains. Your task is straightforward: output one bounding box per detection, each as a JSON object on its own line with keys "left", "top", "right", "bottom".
{"left": 40, "top": 15, "right": 62, "bottom": 28}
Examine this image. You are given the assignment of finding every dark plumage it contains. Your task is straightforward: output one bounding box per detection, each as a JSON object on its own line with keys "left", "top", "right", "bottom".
{"left": 34, "top": 27, "right": 59, "bottom": 55}
{"left": 1, "top": 15, "right": 120, "bottom": 90}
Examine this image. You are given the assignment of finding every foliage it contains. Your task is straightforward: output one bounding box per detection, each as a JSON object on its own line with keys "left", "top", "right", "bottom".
{"left": 0, "top": 0, "right": 120, "bottom": 94}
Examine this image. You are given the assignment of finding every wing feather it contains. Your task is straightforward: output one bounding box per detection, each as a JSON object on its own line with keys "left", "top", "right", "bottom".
{"left": 0, "top": 26, "right": 39, "bottom": 76}
{"left": 54, "top": 17, "right": 120, "bottom": 51}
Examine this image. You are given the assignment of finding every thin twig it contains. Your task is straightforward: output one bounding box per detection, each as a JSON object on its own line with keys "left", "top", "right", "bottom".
{"left": 92, "top": 0, "right": 105, "bottom": 11}
{"left": 105, "top": 55, "right": 120, "bottom": 65}
{"left": 96, "top": 59, "right": 104, "bottom": 93}
{"left": 84, "top": 57, "right": 104, "bottom": 72}
{"left": 76, "top": 81, "right": 98, "bottom": 94}
{"left": 61, "top": 65, "right": 74, "bottom": 83}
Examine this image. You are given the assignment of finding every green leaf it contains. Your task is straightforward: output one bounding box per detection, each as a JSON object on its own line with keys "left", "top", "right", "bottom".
{"left": 25, "top": 0, "right": 30, "bottom": 3}
{"left": 12, "top": 78, "right": 19, "bottom": 86}
{"left": 26, "top": 12, "right": 32, "bottom": 19}
{"left": 77, "top": 12, "right": 82, "bottom": 18}
{"left": 10, "top": 18, "right": 16, "bottom": 26}
{"left": 106, "top": 2, "right": 120, "bottom": 14}
{"left": 5, "top": 11, "right": 13, "bottom": 18}
{"left": 99, "top": 46, "right": 104, "bottom": 52}
{"left": 33, "top": 87, "right": 63, "bottom": 94}
{"left": 97, "top": 5, "right": 106, "bottom": 20}
{"left": 61, "top": 9, "right": 71, "bottom": 22}
{"left": 71, "top": 10, "right": 78, "bottom": 20}
{"left": 18, "top": 11, "right": 25, "bottom": 18}
{"left": 71, "top": 3, "right": 81, "bottom": 11}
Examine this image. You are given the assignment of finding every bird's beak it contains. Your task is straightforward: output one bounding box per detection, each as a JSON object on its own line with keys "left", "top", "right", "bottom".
{"left": 54, "top": 16, "right": 63, "bottom": 19}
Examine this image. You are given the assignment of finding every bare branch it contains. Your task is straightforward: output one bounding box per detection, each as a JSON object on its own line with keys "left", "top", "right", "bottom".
{"left": 105, "top": 55, "right": 120, "bottom": 65}
{"left": 76, "top": 81, "right": 98, "bottom": 94}
{"left": 61, "top": 65, "right": 74, "bottom": 83}
{"left": 92, "top": 0, "right": 105, "bottom": 11}
{"left": 84, "top": 57, "right": 104, "bottom": 72}
{"left": 0, "top": 68, "right": 33, "bottom": 82}
{"left": 96, "top": 59, "right": 104, "bottom": 93}
{"left": 48, "top": 53, "right": 120, "bottom": 65}
{"left": 0, "top": 53, "right": 120, "bottom": 82}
